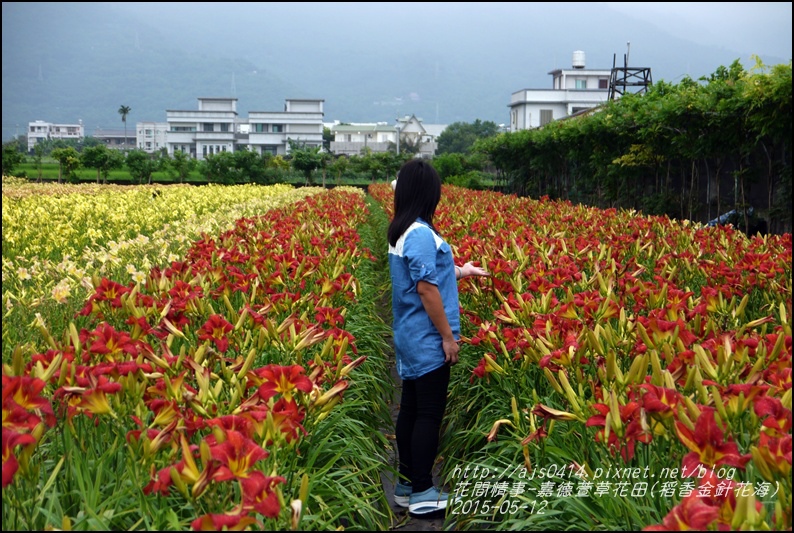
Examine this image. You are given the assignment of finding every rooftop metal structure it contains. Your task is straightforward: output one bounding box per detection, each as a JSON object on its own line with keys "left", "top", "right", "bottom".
{"left": 608, "top": 42, "right": 653, "bottom": 100}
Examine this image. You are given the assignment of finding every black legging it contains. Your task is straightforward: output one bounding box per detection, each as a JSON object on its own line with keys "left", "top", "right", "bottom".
{"left": 395, "top": 363, "right": 450, "bottom": 494}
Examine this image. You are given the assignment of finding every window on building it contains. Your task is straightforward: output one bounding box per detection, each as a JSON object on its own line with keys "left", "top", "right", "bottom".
{"left": 203, "top": 123, "right": 214, "bottom": 132}
{"left": 540, "top": 109, "right": 553, "bottom": 126}
{"left": 220, "top": 123, "right": 229, "bottom": 132}
{"left": 254, "top": 124, "right": 268, "bottom": 133}
{"left": 346, "top": 134, "right": 352, "bottom": 142}
{"left": 272, "top": 124, "right": 284, "bottom": 133}
{"left": 599, "top": 79, "right": 608, "bottom": 89}
{"left": 203, "top": 145, "right": 208, "bottom": 156}
{"left": 575, "top": 79, "right": 587, "bottom": 89}
{"left": 571, "top": 107, "right": 589, "bottom": 114}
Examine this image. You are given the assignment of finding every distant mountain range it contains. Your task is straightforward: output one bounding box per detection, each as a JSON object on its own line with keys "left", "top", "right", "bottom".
{"left": 2, "top": 2, "right": 789, "bottom": 142}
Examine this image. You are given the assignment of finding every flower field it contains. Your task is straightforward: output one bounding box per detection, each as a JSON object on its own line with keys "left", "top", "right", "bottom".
{"left": 3, "top": 179, "right": 395, "bottom": 530}
{"left": 370, "top": 183, "right": 792, "bottom": 531}
{"left": 3, "top": 177, "right": 791, "bottom": 531}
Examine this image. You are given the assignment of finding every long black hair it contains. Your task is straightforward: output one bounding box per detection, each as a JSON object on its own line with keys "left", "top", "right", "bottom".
{"left": 387, "top": 158, "right": 442, "bottom": 247}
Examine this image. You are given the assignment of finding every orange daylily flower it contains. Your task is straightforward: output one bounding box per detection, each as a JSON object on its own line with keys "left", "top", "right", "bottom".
{"left": 314, "top": 306, "right": 345, "bottom": 328}
{"left": 191, "top": 512, "right": 257, "bottom": 531}
{"left": 126, "top": 418, "right": 178, "bottom": 457}
{"left": 76, "top": 387, "right": 118, "bottom": 416}
{"left": 722, "top": 383, "right": 770, "bottom": 417}
{"left": 253, "top": 364, "right": 314, "bottom": 401}
{"left": 753, "top": 395, "right": 792, "bottom": 438}
{"left": 470, "top": 357, "right": 490, "bottom": 383}
{"left": 675, "top": 408, "right": 751, "bottom": 473}
{"left": 640, "top": 384, "right": 681, "bottom": 417}
{"left": 2, "top": 375, "right": 56, "bottom": 428}
{"left": 2, "top": 400, "right": 41, "bottom": 433}
{"left": 643, "top": 316, "right": 698, "bottom": 347}
{"left": 486, "top": 419, "right": 514, "bottom": 442}
{"left": 531, "top": 403, "right": 580, "bottom": 421}
{"left": 87, "top": 322, "right": 140, "bottom": 361}
{"left": 240, "top": 470, "right": 286, "bottom": 518}
{"left": 644, "top": 491, "right": 721, "bottom": 531}
{"left": 168, "top": 279, "right": 204, "bottom": 301}
{"left": 520, "top": 424, "right": 548, "bottom": 445}
{"left": 206, "top": 415, "right": 255, "bottom": 439}
{"left": 486, "top": 257, "right": 516, "bottom": 276}
{"left": 148, "top": 399, "right": 181, "bottom": 427}
{"left": 61, "top": 374, "right": 122, "bottom": 417}
{"left": 143, "top": 463, "right": 176, "bottom": 496}
{"left": 198, "top": 314, "right": 234, "bottom": 353}
{"left": 269, "top": 397, "right": 308, "bottom": 443}
{"left": 586, "top": 401, "right": 652, "bottom": 461}
{"left": 2, "top": 428, "right": 37, "bottom": 487}
{"left": 78, "top": 277, "right": 131, "bottom": 316}
{"left": 755, "top": 434, "right": 792, "bottom": 477}
{"left": 210, "top": 430, "right": 269, "bottom": 481}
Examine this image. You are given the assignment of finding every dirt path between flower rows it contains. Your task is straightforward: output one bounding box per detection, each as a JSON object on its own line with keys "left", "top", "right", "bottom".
{"left": 365, "top": 195, "right": 446, "bottom": 530}
{"left": 376, "top": 286, "right": 447, "bottom": 531}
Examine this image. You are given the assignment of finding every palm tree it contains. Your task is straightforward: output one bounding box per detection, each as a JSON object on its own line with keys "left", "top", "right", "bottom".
{"left": 118, "top": 105, "right": 131, "bottom": 150}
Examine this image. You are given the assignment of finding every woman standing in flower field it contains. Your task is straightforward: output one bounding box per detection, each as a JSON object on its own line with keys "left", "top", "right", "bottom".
{"left": 387, "top": 159, "right": 489, "bottom": 516}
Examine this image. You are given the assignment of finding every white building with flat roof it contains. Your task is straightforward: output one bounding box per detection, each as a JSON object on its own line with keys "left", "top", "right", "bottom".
{"left": 509, "top": 51, "right": 611, "bottom": 131}
{"left": 166, "top": 97, "right": 238, "bottom": 160}
{"left": 136, "top": 122, "right": 168, "bottom": 153}
{"left": 165, "top": 97, "right": 324, "bottom": 159}
{"left": 27, "top": 120, "right": 84, "bottom": 151}
{"left": 244, "top": 98, "right": 324, "bottom": 156}
{"left": 329, "top": 114, "right": 445, "bottom": 157}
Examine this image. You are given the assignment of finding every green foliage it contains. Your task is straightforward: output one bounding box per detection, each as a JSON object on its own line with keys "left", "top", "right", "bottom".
{"left": 322, "top": 126, "right": 334, "bottom": 152}
{"left": 476, "top": 59, "right": 792, "bottom": 233}
{"left": 50, "top": 146, "right": 81, "bottom": 183}
{"left": 162, "top": 150, "right": 197, "bottom": 183}
{"left": 346, "top": 151, "right": 406, "bottom": 183}
{"left": 199, "top": 150, "right": 238, "bottom": 184}
{"left": 329, "top": 155, "right": 350, "bottom": 185}
{"left": 118, "top": 105, "right": 132, "bottom": 148}
{"left": 433, "top": 153, "right": 466, "bottom": 181}
{"left": 125, "top": 149, "right": 159, "bottom": 184}
{"left": 81, "top": 144, "right": 125, "bottom": 183}
{"left": 233, "top": 147, "right": 273, "bottom": 185}
{"left": 446, "top": 170, "right": 488, "bottom": 190}
{"left": 288, "top": 140, "right": 323, "bottom": 184}
{"left": 33, "top": 143, "right": 46, "bottom": 182}
{"left": 437, "top": 119, "right": 500, "bottom": 154}
{"left": 3, "top": 139, "right": 26, "bottom": 176}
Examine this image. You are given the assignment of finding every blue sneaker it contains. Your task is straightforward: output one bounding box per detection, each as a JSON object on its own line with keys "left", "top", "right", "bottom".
{"left": 394, "top": 481, "right": 411, "bottom": 507}
{"left": 408, "top": 486, "right": 451, "bottom": 515}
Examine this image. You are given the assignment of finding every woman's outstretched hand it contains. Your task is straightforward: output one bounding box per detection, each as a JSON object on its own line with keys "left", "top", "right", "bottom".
{"left": 459, "top": 261, "right": 489, "bottom": 278}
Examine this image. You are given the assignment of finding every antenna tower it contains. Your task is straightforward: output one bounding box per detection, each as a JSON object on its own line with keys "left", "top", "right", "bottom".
{"left": 608, "top": 42, "right": 652, "bottom": 100}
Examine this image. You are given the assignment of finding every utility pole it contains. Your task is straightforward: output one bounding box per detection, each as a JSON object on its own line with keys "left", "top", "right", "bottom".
{"left": 396, "top": 124, "right": 401, "bottom": 155}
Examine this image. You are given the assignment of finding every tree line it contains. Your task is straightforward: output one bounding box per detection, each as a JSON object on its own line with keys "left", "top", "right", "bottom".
{"left": 0, "top": 137, "right": 425, "bottom": 187}
{"left": 3, "top": 58, "right": 789, "bottom": 234}
{"left": 1, "top": 121, "right": 499, "bottom": 188}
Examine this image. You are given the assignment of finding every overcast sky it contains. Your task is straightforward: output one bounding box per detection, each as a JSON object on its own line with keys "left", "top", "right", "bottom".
{"left": 2, "top": 2, "right": 791, "bottom": 139}
{"left": 113, "top": 1, "right": 792, "bottom": 62}
{"left": 603, "top": 2, "right": 791, "bottom": 60}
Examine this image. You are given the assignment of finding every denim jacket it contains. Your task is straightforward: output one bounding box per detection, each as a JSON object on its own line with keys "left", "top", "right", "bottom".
{"left": 388, "top": 218, "right": 460, "bottom": 380}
